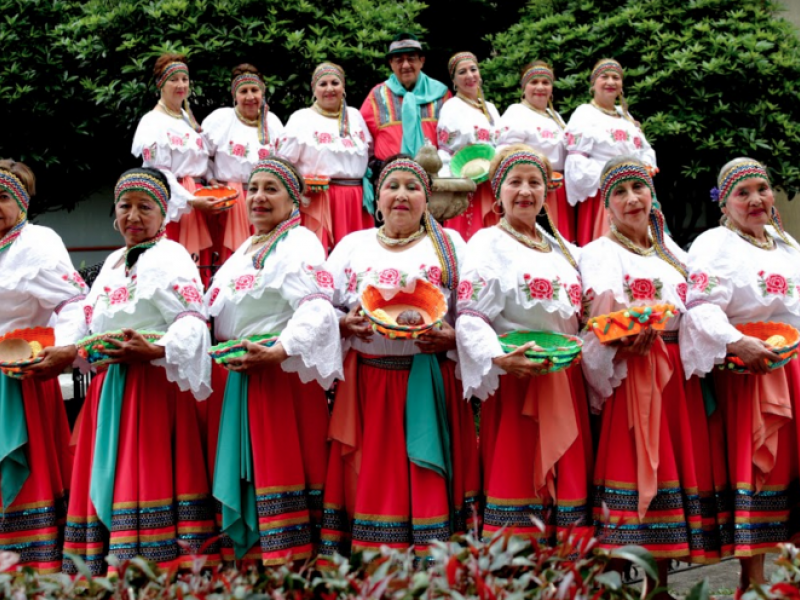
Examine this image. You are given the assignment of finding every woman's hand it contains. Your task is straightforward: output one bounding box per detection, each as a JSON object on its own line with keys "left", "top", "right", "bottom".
{"left": 727, "top": 335, "right": 781, "bottom": 375}
{"left": 15, "top": 345, "right": 78, "bottom": 380}
{"left": 188, "top": 196, "right": 232, "bottom": 214}
{"left": 97, "top": 329, "right": 166, "bottom": 364}
{"left": 206, "top": 178, "right": 223, "bottom": 188}
{"left": 339, "top": 305, "right": 373, "bottom": 342}
{"left": 415, "top": 321, "right": 456, "bottom": 354}
{"left": 225, "top": 340, "right": 288, "bottom": 373}
{"left": 492, "top": 343, "right": 550, "bottom": 378}
{"left": 614, "top": 327, "right": 660, "bottom": 357}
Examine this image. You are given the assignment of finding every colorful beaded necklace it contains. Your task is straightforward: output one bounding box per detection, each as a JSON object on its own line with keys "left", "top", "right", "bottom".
{"left": 250, "top": 208, "right": 301, "bottom": 270}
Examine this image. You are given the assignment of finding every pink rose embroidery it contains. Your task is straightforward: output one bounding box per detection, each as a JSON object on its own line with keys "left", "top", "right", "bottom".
{"left": 677, "top": 282, "right": 688, "bottom": 304}
{"left": 566, "top": 132, "right": 576, "bottom": 147}
{"left": 691, "top": 272, "right": 709, "bottom": 291}
{"left": 760, "top": 271, "right": 790, "bottom": 296}
{"left": 541, "top": 129, "right": 556, "bottom": 140}
{"left": 109, "top": 287, "right": 129, "bottom": 305}
{"left": 316, "top": 132, "right": 332, "bottom": 144}
{"left": 346, "top": 270, "right": 358, "bottom": 293}
{"left": 625, "top": 276, "right": 657, "bottom": 301}
{"left": 457, "top": 280, "right": 474, "bottom": 302}
{"left": 208, "top": 287, "right": 220, "bottom": 306}
{"left": 179, "top": 285, "right": 203, "bottom": 304}
{"left": 613, "top": 129, "right": 628, "bottom": 142}
{"left": 143, "top": 147, "right": 152, "bottom": 161}
{"left": 633, "top": 137, "right": 643, "bottom": 149}
{"left": 378, "top": 268, "right": 401, "bottom": 286}
{"left": 427, "top": 266, "right": 442, "bottom": 287}
{"left": 231, "top": 143, "right": 246, "bottom": 157}
{"left": 169, "top": 134, "right": 183, "bottom": 146}
{"left": 438, "top": 128, "right": 450, "bottom": 144}
{"left": 475, "top": 127, "right": 491, "bottom": 142}
{"left": 73, "top": 272, "right": 86, "bottom": 286}
{"left": 527, "top": 277, "right": 554, "bottom": 300}
{"left": 258, "top": 148, "right": 270, "bottom": 160}
{"left": 196, "top": 137, "right": 204, "bottom": 150}
{"left": 342, "top": 138, "right": 354, "bottom": 148}
{"left": 234, "top": 275, "right": 255, "bottom": 291}
{"left": 568, "top": 284, "right": 582, "bottom": 307}
{"left": 315, "top": 270, "right": 335, "bottom": 289}
{"left": 83, "top": 305, "right": 93, "bottom": 325}
{"left": 358, "top": 131, "right": 366, "bottom": 142}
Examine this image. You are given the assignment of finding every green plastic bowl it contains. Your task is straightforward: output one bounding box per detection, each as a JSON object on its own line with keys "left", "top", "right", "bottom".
{"left": 451, "top": 144, "right": 496, "bottom": 184}
{"left": 498, "top": 330, "right": 583, "bottom": 374}
{"left": 209, "top": 333, "right": 279, "bottom": 364}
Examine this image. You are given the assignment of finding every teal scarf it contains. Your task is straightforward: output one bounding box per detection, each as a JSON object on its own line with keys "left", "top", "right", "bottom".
{"left": 213, "top": 372, "right": 259, "bottom": 559}
{"left": 362, "top": 167, "right": 375, "bottom": 215}
{"left": 405, "top": 354, "right": 453, "bottom": 525}
{"left": 386, "top": 72, "right": 449, "bottom": 158}
{"left": 0, "top": 373, "right": 29, "bottom": 511}
{"left": 89, "top": 364, "right": 128, "bottom": 528}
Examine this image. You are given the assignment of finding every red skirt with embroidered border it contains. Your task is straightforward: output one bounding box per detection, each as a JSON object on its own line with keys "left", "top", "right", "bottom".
{"left": 714, "top": 356, "right": 800, "bottom": 557}
{"left": 301, "top": 183, "right": 372, "bottom": 254}
{"left": 547, "top": 185, "right": 576, "bottom": 244}
{"left": 576, "top": 192, "right": 610, "bottom": 247}
{"left": 215, "top": 365, "right": 330, "bottom": 565}
{"left": 319, "top": 355, "right": 480, "bottom": 565}
{"left": 62, "top": 364, "right": 219, "bottom": 575}
{"left": 480, "top": 366, "right": 592, "bottom": 543}
{"left": 196, "top": 362, "right": 229, "bottom": 482}
{"left": 444, "top": 182, "right": 499, "bottom": 242}
{"left": 593, "top": 339, "right": 730, "bottom": 562}
{"left": 0, "top": 377, "right": 72, "bottom": 573}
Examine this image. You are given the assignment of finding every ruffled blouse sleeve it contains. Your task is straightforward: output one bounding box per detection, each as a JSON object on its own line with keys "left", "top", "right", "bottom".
{"left": 680, "top": 229, "right": 743, "bottom": 378}
{"left": 564, "top": 105, "right": 601, "bottom": 207}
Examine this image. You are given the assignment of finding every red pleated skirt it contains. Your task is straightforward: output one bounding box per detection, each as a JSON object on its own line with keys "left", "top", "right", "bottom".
{"left": 300, "top": 184, "right": 372, "bottom": 254}
{"left": 0, "top": 377, "right": 72, "bottom": 573}
{"left": 576, "top": 193, "right": 610, "bottom": 247}
{"left": 62, "top": 364, "right": 218, "bottom": 575}
{"left": 714, "top": 357, "right": 800, "bottom": 557}
{"left": 547, "top": 185, "right": 576, "bottom": 244}
{"left": 480, "top": 366, "right": 592, "bottom": 542}
{"left": 593, "top": 342, "right": 730, "bottom": 562}
{"left": 319, "top": 356, "right": 479, "bottom": 565}
{"left": 444, "top": 182, "right": 499, "bottom": 242}
{"left": 216, "top": 366, "right": 330, "bottom": 565}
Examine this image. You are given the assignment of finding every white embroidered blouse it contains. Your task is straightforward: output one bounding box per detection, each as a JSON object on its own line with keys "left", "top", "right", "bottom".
{"left": 326, "top": 228, "right": 466, "bottom": 357}
{"left": 455, "top": 226, "right": 582, "bottom": 399}
{"left": 205, "top": 226, "right": 343, "bottom": 389}
{"left": 563, "top": 104, "right": 657, "bottom": 206}
{"left": 202, "top": 107, "right": 285, "bottom": 184}
{"left": 497, "top": 104, "right": 567, "bottom": 171}
{"left": 680, "top": 225, "right": 800, "bottom": 378}
{"left": 131, "top": 110, "right": 211, "bottom": 222}
{"left": 78, "top": 239, "right": 211, "bottom": 400}
{"left": 278, "top": 107, "right": 371, "bottom": 179}
{"left": 579, "top": 236, "right": 688, "bottom": 411}
{"left": 436, "top": 96, "right": 503, "bottom": 177}
{"left": 0, "top": 224, "right": 87, "bottom": 346}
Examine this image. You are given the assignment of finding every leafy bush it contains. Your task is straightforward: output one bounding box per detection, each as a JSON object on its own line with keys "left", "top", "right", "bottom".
{"left": 481, "top": 0, "right": 800, "bottom": 244}
{"left": 0, "top": 527, "right": 672, "bottom": 600}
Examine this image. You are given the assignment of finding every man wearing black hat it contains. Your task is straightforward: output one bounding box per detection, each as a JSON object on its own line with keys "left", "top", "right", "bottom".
{"left": 361, "top": 33, "right": 451, "bottom": 174}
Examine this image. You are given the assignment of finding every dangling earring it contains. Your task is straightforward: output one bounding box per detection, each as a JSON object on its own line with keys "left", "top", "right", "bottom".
{"left": 113, "top": 219, "right": 120, "bottom": 232}
{"left": 491, "top": 199, "right": 504, "bottom": 216}
{"left": 342, "top": 90, "right": 347, "bottom": 98}
{"left": 376, "top": 209, "right": 384, "bottom": 223}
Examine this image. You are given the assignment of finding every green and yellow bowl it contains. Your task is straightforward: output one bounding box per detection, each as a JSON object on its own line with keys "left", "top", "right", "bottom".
{"left": 208, "top": 333, "right": 279, "bottom": 364}
{"left": 498, "top": 330, "right": 583, "bottom": 374}
{"left": 451, "top": 144, "right": 496, "bottom": 184}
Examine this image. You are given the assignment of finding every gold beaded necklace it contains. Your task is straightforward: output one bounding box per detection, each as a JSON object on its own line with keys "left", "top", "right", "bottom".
{"left": 590, "top": 99, "right": 620, "bottom": 118}
{"left": 521, "top": 99, "right": 566, "bottom": 129}
{"left": 234, "top": 106, "right": 259, "bottom": 127}
{"left": 498, "top": 218, "right": 551, "bottom": 252}
{"left": 377, "top": 225, "right": 426, "bottom": 247}
{"left": 724, "top": 218, "right": 774, "bottom": 250}
{"left": 610, "top": 223, "right": 655, "bottom": 256}
{"left": 456, "top": 92, "right": 485, "bottom": 112}
{"left": 311, "top": 102, "right": 341, "bottom": 119}
{"left": 158, "top": 100, "right": 183, "bottom": 119}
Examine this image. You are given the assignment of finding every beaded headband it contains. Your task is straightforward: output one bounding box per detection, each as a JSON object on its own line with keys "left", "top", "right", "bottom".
{"left": 590, "top": 60, "right": 624, "bottom": 84}
{"left": 231, "top": 73, "right": 265, "bottom": 98}
{"left": 114, "top": 171, "right": 170, "bottom": 217}
{"left": 600, "top": 162, "right": 655, "bottom": 208}
{"left": 377, "top": 159, "right": 432, "bottom": 200}
{"left": 521, "top": 65, "right": 554, "bottom": 89}
{"left": 448, "top": 52, "right": 478, "bottom": 80}
{"left": 249, "top": 159, "right": 303, "bottom": 206}
{"left": 311, "top": 63, "right": 345, "bottom": 91}
{"left": 491, "top": 152, "right": 549, "bottom": 200}
{"left": 156, "top": 62, "right": 189, "bottom": 89}
{"left": 0, "top": 169, "right": 30, "bottom": 213}
{"left": 713, "top": 160, "right": 769, "bottom": 207}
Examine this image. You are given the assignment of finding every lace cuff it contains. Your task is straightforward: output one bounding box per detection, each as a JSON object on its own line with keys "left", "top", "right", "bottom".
{"left": 455, "top": 314, "right": 505, "bottom": 400}
{"left": 152, "top": 313, "right": 212, "bottom": 400}
{"left": 580, "top": 330, "right": 627, "bottom": 413}
{"left": 279, "top": 297, "right": 343, "bottom": 389}
{"left": 162, "top": 170, "right": 193, "bottom": 222}
{"left": 679, "top": 303, "right": 742, "bottom": 378}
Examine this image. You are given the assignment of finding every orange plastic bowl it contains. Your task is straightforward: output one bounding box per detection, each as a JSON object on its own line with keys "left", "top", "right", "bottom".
{"left": 195, "top": 185, "right": 238, "bottom": 208}
{"left": 548, "top": 171, "right": 564, "bottom": 191}
{"left": 360, "top": 280, "right": 448, "bottom": 340}
{"left": 587, "top": 304, "right": 677, "bottom": 343}
{"left": 721, "top": 321, "right": 800, "bottom": 374}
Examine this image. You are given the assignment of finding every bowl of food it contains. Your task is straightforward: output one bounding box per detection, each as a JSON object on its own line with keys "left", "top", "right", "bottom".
{"left": 719, "top": 321, "right": 799, "bottom": 374}
{"left": 208, "top": 333, "right": 279, "bottom": 365}
{"left": 498, "top": 330, "right": 583, "bottom": 373}
{"left": 194, "top": 185, "right": 238, "bottom": 209}
{"left": 76, "top": 330, "right": 165, "bottom": 367}
{"left": 360, "top": 279, "right": 447, "bottom": 340}
{"left": 0, "top": 327, "right": 55, "bottom": 376}
{"left": 451, "top": 145, "right": 496, "bottom": 185}
{"left": 303, "top": 176, "right": 330, "bottom": 194}
{"left": 587, "top": 304, "right": 677, "bottom": 343}
{"left": 549, "top": 171, "right": 564, "bottom": 191}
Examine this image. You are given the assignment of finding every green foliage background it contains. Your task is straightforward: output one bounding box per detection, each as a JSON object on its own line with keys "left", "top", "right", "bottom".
{"left": 2, "top": 0, "right": 799, "bottom": 242}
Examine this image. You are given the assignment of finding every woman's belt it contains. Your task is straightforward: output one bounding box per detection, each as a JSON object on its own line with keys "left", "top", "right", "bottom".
{"left": 330, "top": 178, "right": 363, "bottom": 187}
{"left": 660, "top": 330, "right": 678, "bottom": 344}
{"left": 359, "top": 353, "right": 447, "bottom": 370}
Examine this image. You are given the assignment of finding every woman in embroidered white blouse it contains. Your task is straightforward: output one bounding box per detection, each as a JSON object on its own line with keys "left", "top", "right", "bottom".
{"left": 681, "top": 158, "right": 800, "bottom": 592}
{"left": 204, "top": 157, "right": 342, "bottom": 565}
{"left": 455, "top": 144, "right": 592, "bottom": 544}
